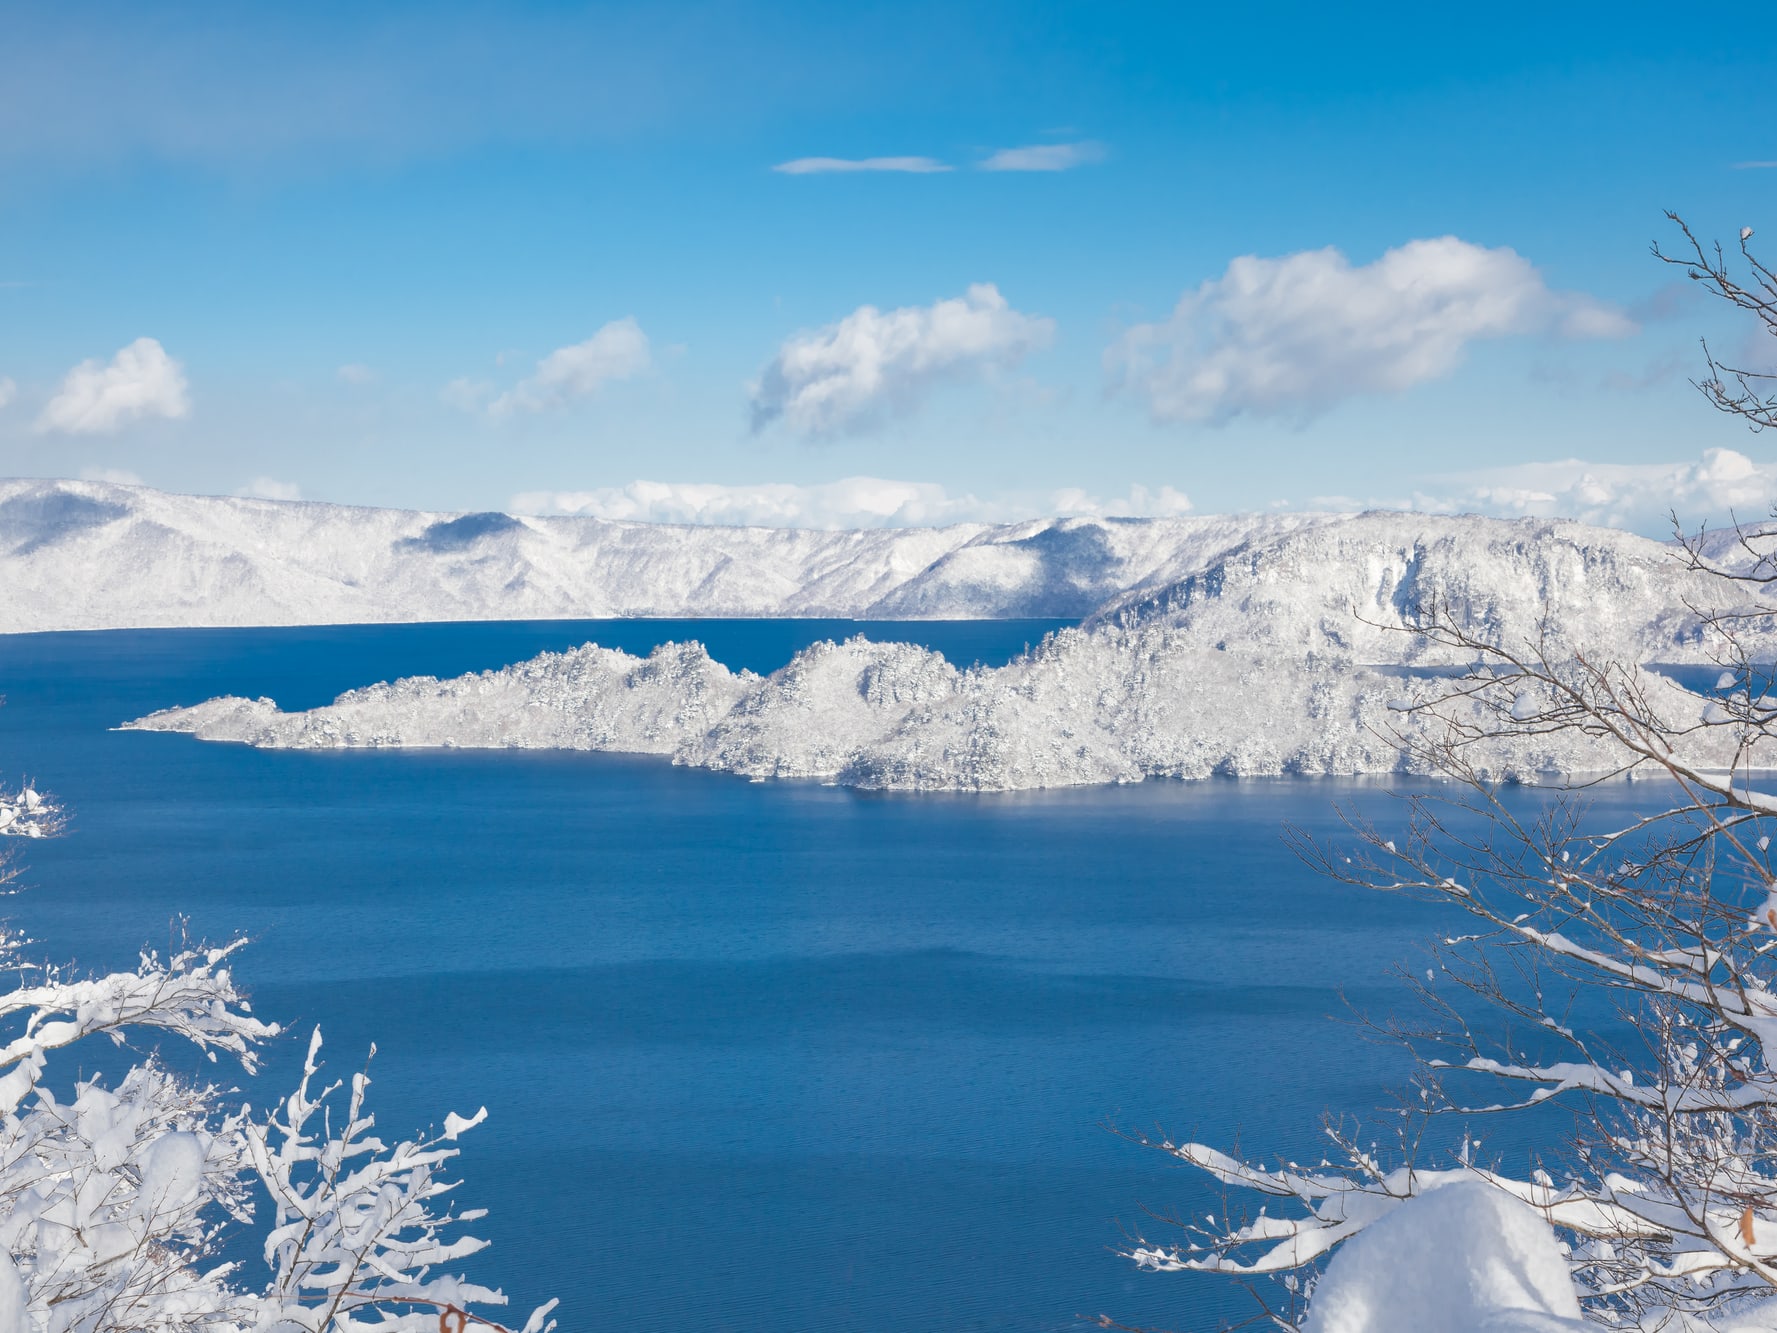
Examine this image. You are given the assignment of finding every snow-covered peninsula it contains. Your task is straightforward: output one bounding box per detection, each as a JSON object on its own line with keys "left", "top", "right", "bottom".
{"left": 123, "top": 507, "right": 1764, "bottom": 791}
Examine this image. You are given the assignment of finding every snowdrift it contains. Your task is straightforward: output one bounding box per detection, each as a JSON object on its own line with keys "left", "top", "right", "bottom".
{"left": 1301, "top": 1182, "right": 1590, "bottom": 1333}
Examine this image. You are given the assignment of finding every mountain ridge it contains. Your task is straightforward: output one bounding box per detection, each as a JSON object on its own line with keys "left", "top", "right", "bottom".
{"left": 0, "top": 477, "right": 1341, "bottom": 631}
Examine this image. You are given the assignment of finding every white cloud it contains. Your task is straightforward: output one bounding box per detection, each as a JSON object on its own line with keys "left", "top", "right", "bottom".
{"left": 35, "top": 337, "right": 191, "bottom": 434}
{"left": 440, "top": 377, "right": 493, "bottom": 412}
{"left": 77, "top": 465, "right": 145, "bottom": 486}
{"left": 235, "top": 477, "right": 302, "bottom": 502}
{"left": 510, "top": 477, "right": 1191, "bottom": 529}
{"left": 513, "top": 478, "right": 984, "bottom": 527}
{"left": 750, "top": 284, "right": 1055, "bottom": 436}
{"left": 978, "top": 141, "right": 1104, "bottom": 172}
{"left": 0, "top": 377, "right": 14, "bottom": 409}
{"left": 1421, "top": 448, "right": 1777, "bottom": 535}
{"left": 487, "top": 318, "right": 650, "bottom": 416}
{"left": 1106, "top": 237, "right": 1636, "bottom": 424}
{"left": 337, "top": 362, "right": 377, "bottom": 385}
{"left": 773, "top": 156, "right": 951, "bottom": 175}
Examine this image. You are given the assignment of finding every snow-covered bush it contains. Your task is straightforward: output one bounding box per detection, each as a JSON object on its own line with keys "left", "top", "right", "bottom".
{"left": 1121, "top": 219, "right": 1777, "bottom": 1332}
{"left": 0, "top": 777, "right": 555, "bottom": 1332}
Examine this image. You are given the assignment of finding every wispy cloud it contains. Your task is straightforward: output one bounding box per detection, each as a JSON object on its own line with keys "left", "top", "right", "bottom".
{"left": 1106, "top": 237, "right": 1635, "bottom": 425}
{"left": 336, "top": 362, "right": 377, "bottom": 385}
{"left": 1732, "top": 161, "right": 1777, "bottom": 169}
{"left": 35, "top": 337, "right": 191, "bottom": 434}
{"left": 236, "top": 477, "right": 302, "bottom": 502}
{"left": 978, "top": 141, "right": 1104, "bottom": 172}
{"left": 511, "top": 477, "right": 1190, "bottom": 528}
{"left": 772, "top": 155, "right": 951, "bottom": 175}
{"left": 750, "top": 284, "right": 1053, "bottom": 436}
{"left": 440, "top": 378, "right": 492, "bottom": 413}
{"left": 458, "top": 319, "right": 650, "bottom": 417}
{"left": 1049, "top": 483, "right": 1192, "bottom": 519}
{"left": 0, "top": 377, "right": 14, "bottom": 410}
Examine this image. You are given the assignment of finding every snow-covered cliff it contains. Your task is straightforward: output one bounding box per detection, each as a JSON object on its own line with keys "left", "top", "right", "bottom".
{"left": 0, "top": 477, "right": 1333, "bottom": 630}
{"left": 126, "top": 510, "right": 1765, "bottom": 791}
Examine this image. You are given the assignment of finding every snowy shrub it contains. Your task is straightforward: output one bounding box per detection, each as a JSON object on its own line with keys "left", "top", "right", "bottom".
{"left": 0, "top": 778, "right": 556, "bottom": 1332}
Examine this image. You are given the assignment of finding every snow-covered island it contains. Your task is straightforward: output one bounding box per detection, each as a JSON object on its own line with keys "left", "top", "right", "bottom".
{"left": 114, "top": 492, "right": 1769, "bottom": 791}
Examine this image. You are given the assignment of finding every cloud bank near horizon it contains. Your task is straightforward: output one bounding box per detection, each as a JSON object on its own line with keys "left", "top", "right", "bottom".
{"left": 511, "top": 449, "right": 1774, "bottom": 536}
{"left": 1422, "top": 448, "right": 1777, "bottom": 534}
{"left": 41, "top": 446, "right": 1767, "bottom": 540}
{"left": 510, "top": 477, "right": 1192, "bottom": 528}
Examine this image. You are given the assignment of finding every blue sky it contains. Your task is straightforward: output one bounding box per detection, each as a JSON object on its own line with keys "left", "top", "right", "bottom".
{"left": 2, "top": 1, "right": 1775, "bottom": 531}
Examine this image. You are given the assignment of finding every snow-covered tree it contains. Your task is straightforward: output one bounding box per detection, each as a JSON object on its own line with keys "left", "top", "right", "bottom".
{"left": 0, "top": 775, "right": 556, "bottom": 1332}
{"left": 1124, "top": 219, "right": 1777, "bottom": 1331}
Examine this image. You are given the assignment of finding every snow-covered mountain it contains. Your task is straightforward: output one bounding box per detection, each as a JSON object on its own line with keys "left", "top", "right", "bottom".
{"left": 127, "top": 510, "right": 1766, "bottom": 791}
{"left": 0, "top": 477, "right": 1334, "bottom": 631}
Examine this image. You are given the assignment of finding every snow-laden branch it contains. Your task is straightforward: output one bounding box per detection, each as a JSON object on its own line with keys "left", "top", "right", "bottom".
{"left": 0, "top": 910, "right": 554, "bottom": 1328}
{"left": 0, "top": 940, "right": 278, "bottom": 1120}
{"left": 244, "top": 1029, "right": 558, "bottom": 1333}
{"left": 0, "top": 786, "right": 58, "bottom": 840}
{"left": 0, "top": 703, "right": 554, "bottom": 1330}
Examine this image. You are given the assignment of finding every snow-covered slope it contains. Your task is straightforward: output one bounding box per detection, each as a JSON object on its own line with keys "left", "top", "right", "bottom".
{"left": 126, "top": 511, "right": 1768, "bottom": 791}
{"left": 142, "top": 641, "right": 752, "bottom": 754}
{"left": 0, "top": 477, "right": 1335, "bottom": 630}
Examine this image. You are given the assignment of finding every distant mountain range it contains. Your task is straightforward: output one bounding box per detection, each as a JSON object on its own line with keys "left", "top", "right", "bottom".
{"left": 0, "top": 477, "right": 1337, "bottom": 631}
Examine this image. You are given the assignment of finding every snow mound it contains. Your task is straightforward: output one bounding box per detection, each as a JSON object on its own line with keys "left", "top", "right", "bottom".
{"left": 1304, "top": 1181, "right": 1588, "bottom": 1333}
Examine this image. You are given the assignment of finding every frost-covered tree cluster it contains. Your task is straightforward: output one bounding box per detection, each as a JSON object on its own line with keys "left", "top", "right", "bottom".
{"left": 1123, "top": 221, "right": 1777, "bottom": 1332}
{"left": 0, "top": 778, "right": 554, "bottom": 1332}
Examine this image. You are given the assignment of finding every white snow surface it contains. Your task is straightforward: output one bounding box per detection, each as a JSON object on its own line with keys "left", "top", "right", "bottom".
{"left": 1302, "top": 1181, "right": 1590, "bottom": 1333}
{"left": 0, "top": 477, "right": 1334, "bottom": 630}
{"left": 124, "top": 509, "right": 1774, "bottom": 791}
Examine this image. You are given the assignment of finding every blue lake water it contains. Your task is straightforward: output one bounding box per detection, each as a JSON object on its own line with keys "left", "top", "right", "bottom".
{"left": 0, "top": 620, "right": 1650, "bottom": 1331}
